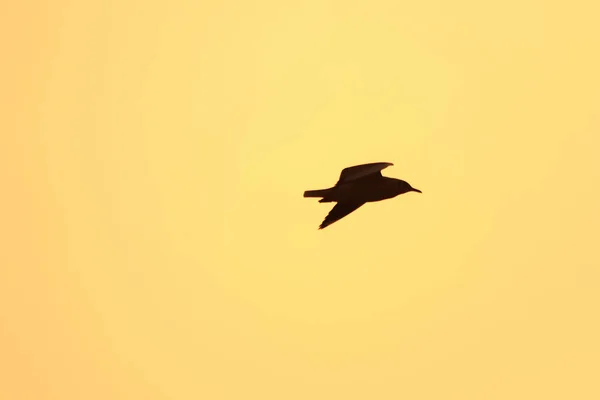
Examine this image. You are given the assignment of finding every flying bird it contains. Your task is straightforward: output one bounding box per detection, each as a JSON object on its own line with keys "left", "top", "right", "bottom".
{"left": 303, "top": 162, "right": 421, "bottom": 230}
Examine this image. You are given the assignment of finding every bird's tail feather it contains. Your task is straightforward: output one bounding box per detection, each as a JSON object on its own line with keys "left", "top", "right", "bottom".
{"left": 303, "top": 188, "right": 331, "bottom": 198}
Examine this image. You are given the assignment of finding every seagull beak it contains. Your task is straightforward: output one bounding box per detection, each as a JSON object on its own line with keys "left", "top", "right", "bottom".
{"left": 412, "top": 188, "right": 422, "bottom": 193}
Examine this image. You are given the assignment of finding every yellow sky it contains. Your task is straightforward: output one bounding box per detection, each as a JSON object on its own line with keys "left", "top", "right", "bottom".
{"left": 2, "top": 1, "right": 600, "bottom": 399}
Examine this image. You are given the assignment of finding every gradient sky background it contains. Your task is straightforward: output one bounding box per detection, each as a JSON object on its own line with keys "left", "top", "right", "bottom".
{"left": 2, "top": 1, "right": 600, "bottom": 399}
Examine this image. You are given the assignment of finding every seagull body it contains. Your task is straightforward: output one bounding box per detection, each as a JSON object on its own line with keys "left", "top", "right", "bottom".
{"left": 303, "top": 162, "right": 421, "bottom": 229}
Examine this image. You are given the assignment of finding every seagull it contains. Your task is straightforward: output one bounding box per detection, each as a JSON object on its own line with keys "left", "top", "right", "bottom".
{"left": 303, "top": 162, "right": 421, "bottom": 230}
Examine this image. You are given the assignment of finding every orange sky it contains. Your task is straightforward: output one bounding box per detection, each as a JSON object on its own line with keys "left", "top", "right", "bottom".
{"left": 2, "top": 1, "right": 600, "bottom": 399}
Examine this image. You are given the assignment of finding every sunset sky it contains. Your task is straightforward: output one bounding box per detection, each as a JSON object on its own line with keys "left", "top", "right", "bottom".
{"left": 2, "top": 1, "right": 600, "bottom": 399}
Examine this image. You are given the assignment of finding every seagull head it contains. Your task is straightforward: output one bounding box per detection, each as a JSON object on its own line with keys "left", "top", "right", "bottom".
{"left": 396, "top": 179, "right": 422, "bottom": 194}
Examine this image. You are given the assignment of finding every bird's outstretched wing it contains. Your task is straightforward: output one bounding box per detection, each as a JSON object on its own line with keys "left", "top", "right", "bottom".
{"left": 319, "top": 202, "right": 365, "bottom": 230}
{"left": 335, "top": 162, "right": 393, "bottom": 186}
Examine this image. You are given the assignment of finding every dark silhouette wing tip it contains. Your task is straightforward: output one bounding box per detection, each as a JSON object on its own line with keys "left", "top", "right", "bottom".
{"left": 317, "top": 202, "right": 365, "bottom": 230}
{"left": 319, "top": 219, "right": 333, "bottom": 230}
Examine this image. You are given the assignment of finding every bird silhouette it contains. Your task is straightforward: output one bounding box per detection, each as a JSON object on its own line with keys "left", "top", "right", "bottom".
{"left": 303, "top": 162, "right": 421, "bottom": 229}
